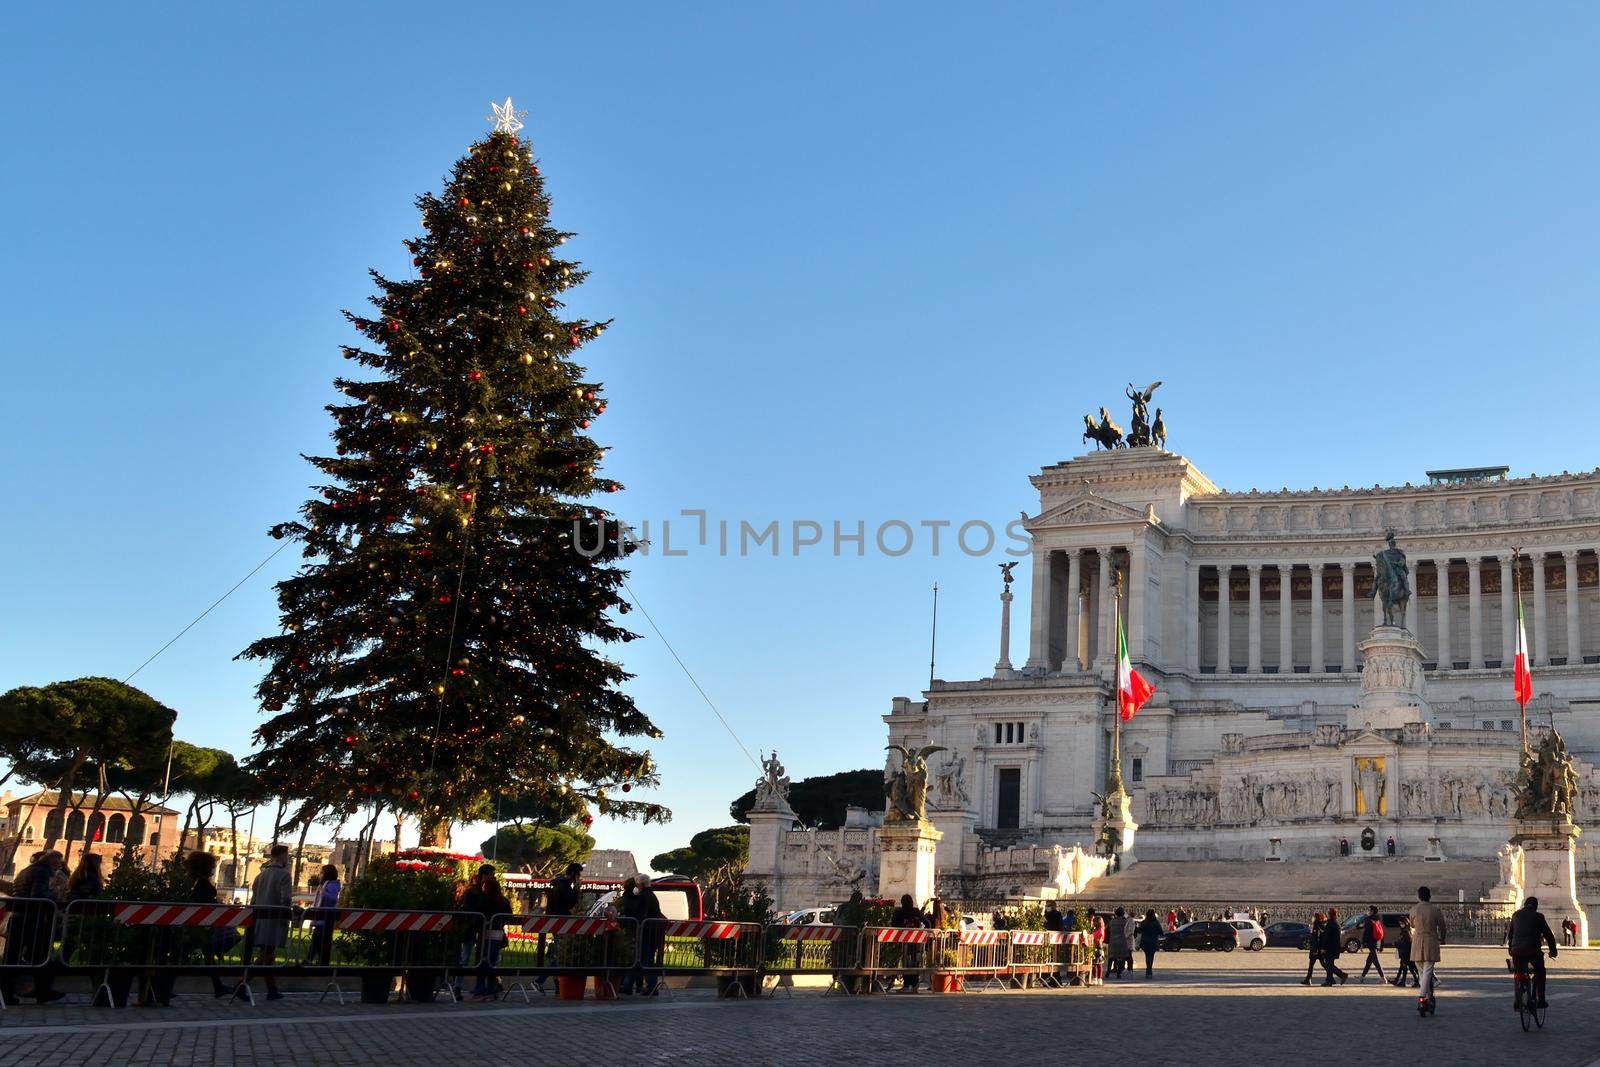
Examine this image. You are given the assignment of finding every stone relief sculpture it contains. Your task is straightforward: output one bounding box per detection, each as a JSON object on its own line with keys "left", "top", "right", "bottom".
{"left": 933, "top": 753, "right": 969, "bottom": 809}
{"left": 1355, "top": 758, "right": 1387, "bottom": 816}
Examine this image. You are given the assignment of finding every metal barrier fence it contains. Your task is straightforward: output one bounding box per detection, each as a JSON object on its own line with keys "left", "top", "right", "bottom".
{"left": 857, "top": 926, "right": 934, "bottom": 993}
{"left": 762, "top": 924, "right": 859, "bottom": 995}
{"left": 5, "top": 898, "right": 1126, "bottom": 1005}
{"left": 1066, "top": 899, "right": 1516, "bottom": 945}
{"left": 0, "top": 897, "right": 60, "bottom": 1010}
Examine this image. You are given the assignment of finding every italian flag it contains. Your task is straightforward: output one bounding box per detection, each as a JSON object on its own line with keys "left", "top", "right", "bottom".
{"left": 1513, "top": 589, "right": 1532, "bottom": 708}
{"left": 1117, "top": 612, "right": 1155, "bottom": 722}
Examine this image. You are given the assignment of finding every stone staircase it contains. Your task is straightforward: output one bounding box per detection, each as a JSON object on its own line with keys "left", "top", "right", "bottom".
{"left": 1079, "top": 858, "right": 1499, "bottom": 904}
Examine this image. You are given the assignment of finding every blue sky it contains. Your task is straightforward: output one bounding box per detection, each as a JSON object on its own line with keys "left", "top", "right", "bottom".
{"left": 4, "top": 4, "right": 1599, "bottom": 869}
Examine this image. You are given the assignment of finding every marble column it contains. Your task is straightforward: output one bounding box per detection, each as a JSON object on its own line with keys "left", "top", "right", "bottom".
{"left": 1128, "top": 537, "right": 1147, "bottom": 664}
{"left": 1533, "top": 552, "right": 1549, "bottom": 667}
{"left": 1468, "top": 558, "right": 1484, "bottom": 669}
{"left": 1278, "top": 564, "right": 1294, "bottom": 673}
{"left": 1063, "top": 549, "right": 1083, "bottom": 671}
{"left": 1499, "top": 553, "right": 1515, "bottom": 666}
{"left": 1025, "top": 546, "right": 1052, "bottom": 670}
{"left": 1565, "top": 550, "right": 1582, "bottom": 664}
{"left": 1340, "top": 561, "right": 1356, "bottom": 672}
{"left": 1097, "top": 546, "right": 1115, "bottom": 668}
{"left": 1186, "top": 559, "right": 1201, "bottom": 673}
{"left": 995, "top": 587, "right": 1014, "bottom": 676}
{"left": 1436, "top": 558, "right": 1452, "bottom": 670}
{"left": 1217, "top": 565, "right": 1232, "bottom": 673}
{"left": 1247, "top": 563, "right": 1263, "bottom": 674}
{"left": 1404, "top": 557, "right": 1420, "bottom": 634}
{"left": 1310, "top": 563, "right": 1325, "bottom": 673}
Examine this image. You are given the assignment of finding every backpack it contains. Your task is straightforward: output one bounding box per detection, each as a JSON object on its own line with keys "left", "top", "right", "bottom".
{"left": 1371, "top": 918, "right": 1385, "bottom": 944}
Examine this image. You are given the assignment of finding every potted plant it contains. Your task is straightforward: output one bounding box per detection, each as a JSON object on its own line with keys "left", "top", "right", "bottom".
{"left": 930, "top": 903, "right": 963, "bottom": 993}
{"left": 343, "top": 853, "right": 467, "bottom": 1004}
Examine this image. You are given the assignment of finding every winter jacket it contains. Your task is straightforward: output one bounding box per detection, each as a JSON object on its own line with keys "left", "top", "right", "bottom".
{"left": 1408, "top": 901, "right": 1446, "bottom": 963}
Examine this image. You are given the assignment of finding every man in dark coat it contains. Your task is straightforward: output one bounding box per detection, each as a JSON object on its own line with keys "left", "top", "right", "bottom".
{"left": 1319, "top": 906, "right": 1349, "bottom": 985}
{"left": 1506, "top": 896, "right": 1558, "bottom": 1009}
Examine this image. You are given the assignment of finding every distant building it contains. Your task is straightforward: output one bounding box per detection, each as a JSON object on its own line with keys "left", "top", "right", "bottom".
{"left": 1, "top": 790, "right": 180, "bottom": 879}
{"left": 582, "top": 849, "right": 638, "bottom": 880}
{"left": 330, "top": 836, "right": 395, "bottom": 878}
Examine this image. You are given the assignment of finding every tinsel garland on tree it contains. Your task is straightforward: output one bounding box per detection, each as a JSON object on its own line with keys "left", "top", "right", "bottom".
{"left": 242, "top": 112, "right": 666, "bottom": 843}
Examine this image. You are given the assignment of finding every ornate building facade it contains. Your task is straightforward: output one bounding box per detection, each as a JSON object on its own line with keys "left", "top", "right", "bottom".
{"left": 884, "top": 447, "right": 1600, "bottom": 879}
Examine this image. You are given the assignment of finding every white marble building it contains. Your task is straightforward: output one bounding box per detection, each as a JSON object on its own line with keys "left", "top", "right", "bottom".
{"left": 881, "top": 447, "right": 1600, "bottom": 877}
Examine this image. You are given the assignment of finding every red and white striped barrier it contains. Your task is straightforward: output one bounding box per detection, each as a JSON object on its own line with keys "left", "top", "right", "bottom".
{"left": 506, "top": 915, "right": 615, "bottom": 938}
{"left": 1009, "top": 931, "right": 1064, "bottom": 947}
{"left": 958, "top": 929, "right": 1003, "bottom": 946}
{"left": 337, "top": 910, "right": 454, "bottom": 933}
{"left": 665, "top": 919, "right": 744, "bottom": 939}
{"left": 875, "top": 927, "right": 932, "bottom": 944}
{"left": 113, "top": 903, "right": 251, "bottom": 927}
{"left": 778, "top": 924, "right": 842, "bottom": 941}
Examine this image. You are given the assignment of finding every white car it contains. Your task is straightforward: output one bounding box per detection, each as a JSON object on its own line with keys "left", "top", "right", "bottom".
{"left": 1229, "top": 919, "right": 1267, "bottom": 951}
{"left": 785, "top": 906, "right": 837, "bottom": 926}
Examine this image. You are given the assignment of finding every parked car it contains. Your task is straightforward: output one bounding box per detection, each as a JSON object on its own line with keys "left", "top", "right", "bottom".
{"left": 784, "top": 906, "right": 836, "bottom": 926}
{"left": 1341, "top": 913, "right": 1407, "bottom": 954}
{"left": 1229, "top": 919, "right": 1267, "bottom": 951}
{"left": 1161, "top": 921, "right": 1238, "bottom": 951}
{"left": 1265, "top": 921, "right": 1314, "bottom": 949}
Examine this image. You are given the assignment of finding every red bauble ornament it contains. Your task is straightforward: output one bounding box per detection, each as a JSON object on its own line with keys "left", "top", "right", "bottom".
{"left": 344, "top": 735, "right": 358, "bottom": 745}
{"left": 387, "top": 321, "right": 400, "bottom": 332}
{"left": 522, "top": 261, "right": 534, "bottom": 269}
{"left": 581, "top": 814, "right": 594, "bottom": 827}
{"left": 437, "top": 594, "right": 452, "bottom": 604}
{"left": 467, "top": 370, "right": 483, "bottom": 381}
{"left": 539, "top": 257, "right": 550, "bottom": 266}
{"left": 412, "top": 257, "right": 422, "bottom": 266}
{"left": 579, "top": 419, "right": 590, "bottom": 429}
{"left": 480, "top": 443, "right": 494, "bottom": 454}
{"left": 519, "top": 226, "right": 530, "bottom": 235}
{"left": 517, "top": 306, "right": 528, "bottom": 316}
{"left": 458, "top": 196, "right": 470, "bottom": 206}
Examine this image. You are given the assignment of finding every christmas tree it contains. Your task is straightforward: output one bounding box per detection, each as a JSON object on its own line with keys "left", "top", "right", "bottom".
{"left": 243, "top": 100, "right": 665, "bottom": 845}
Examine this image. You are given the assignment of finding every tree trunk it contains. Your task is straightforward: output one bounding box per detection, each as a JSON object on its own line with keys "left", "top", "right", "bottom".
{"left": 228, "top": 808, "right": 243, "bottom": 889}
{"left": 417, "top": 814, "right": 451, "bottom": 849}
{"left": 394, "top": 811, "right": 405, "bottom": 853}
{"left": 293, "top": 814, "right": 315, "bottom": 889}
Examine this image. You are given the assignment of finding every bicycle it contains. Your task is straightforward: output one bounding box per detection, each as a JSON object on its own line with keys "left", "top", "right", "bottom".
{"left": 1508, "top": 951, "right": 1548, "bottom": 1031}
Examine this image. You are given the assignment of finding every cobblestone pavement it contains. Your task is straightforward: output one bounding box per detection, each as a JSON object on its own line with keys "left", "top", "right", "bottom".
{"left": 3, "top": 947, "right": 1600, "bottom": 1066}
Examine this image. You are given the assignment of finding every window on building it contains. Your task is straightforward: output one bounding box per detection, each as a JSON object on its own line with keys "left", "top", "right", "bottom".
{"left": 1131, "top": 758, "right": 1143, "bottom": 783}
{"left": 43, "top": 810, "right": 63, "bottom": 840}
{"left": 996, "top": 768, "right": 1021, "bottom": 829}
{"left": 86, "top": 813, "right": 105, "bottom": 843}
{"left": 23, "top": 824, "right": 35, "bottom": 842}
{"left": 1481, "top": 721, "right": 1495, "bottom": 731}
{"left": 127, "top": 815, "right": 146, "bottom": 845}
{"left": 1501, "top": 720, "right": 1515, "bottom": 731}
{"left": 65, "top": 810, "right": 85, "bottom": 841}
{"left": 106, "top": 814, "right": 126, "bottom": 844}
{"left": 1005, "top": 722, "right": 1015, "bottom": 743}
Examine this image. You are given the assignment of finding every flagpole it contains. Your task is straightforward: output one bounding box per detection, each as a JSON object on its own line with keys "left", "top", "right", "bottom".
{"left": 928, "top": 582, "right": 939, "bottom": 690}
{"left": 1108, "top": 560, "right": 1125, "bottom": 798}
{"left": 1514, "top": 547, "right": 1527, "bottom": 753}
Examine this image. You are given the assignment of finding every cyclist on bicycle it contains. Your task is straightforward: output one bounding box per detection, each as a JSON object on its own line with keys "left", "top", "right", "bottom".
{"left": 1506, "top": 896, "right": 1558, "bottom": 1010}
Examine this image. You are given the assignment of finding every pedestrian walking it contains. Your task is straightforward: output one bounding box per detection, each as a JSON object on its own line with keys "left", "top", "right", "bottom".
{"left": 460, "top": 865, "right": 511, "bottom": 1000}
{"left": 1043, "top": 902, "right": 1063, "bottom": 933}
{"left": 241, "top": 843, "right": 292, "bottom": 1001}
{"left": 1318, "top": 906, "right": 1348, "bottom": 985}
{"left": 1358, "top": 905, "right": 1386, "bottom": 983}
{"left": 1300, "top": 912, "right": 1325, "bottom": 985}
{"left": 1390, "top": 917, "right": 1419, "bottom": 987}
{"left": 1106, "top": 906, "right": 1134, "bottom": 979}
{"left": 634, "top": 875, "right": 666, "bottom": 995}
{"left": 305, "top": 863, "right": 341, "bottom": 967}
{"left": 1136, "top": 909, "right": 1164, "bottom": 979}
{"left": 1407, "top": 886, "right": 1447, "bottom": 1011}
{"left": 1166, "top": 908, "right": 1178, "bottom": 932}
{"left": 1090, "top": 914, "right": 1106, "bottom": 983}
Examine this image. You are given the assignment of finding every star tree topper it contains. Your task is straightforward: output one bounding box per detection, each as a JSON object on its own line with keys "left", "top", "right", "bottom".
{"left": 488, "top": 97, "right": 527, "bottom": 134}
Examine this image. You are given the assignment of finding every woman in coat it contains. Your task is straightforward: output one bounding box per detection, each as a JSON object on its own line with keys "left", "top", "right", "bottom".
{"left": 1135, "top": 909, "right": 1164, "bottom": 979}
{"left": 1300, "top": 912, "right": 1325, "bottom": 985}
{"left": 1105, "top": 906, "right": 1133, "bottom": 979}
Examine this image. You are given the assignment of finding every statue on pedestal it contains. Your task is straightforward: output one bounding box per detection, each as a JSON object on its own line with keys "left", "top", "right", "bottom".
{"left": 1372, "top": 528, "right": 1411, "bottom": 627}
{"left": 1513, "top": 728, "right": 1580, "bottom": 820}
{"left": 750, "top": 750, "right": 792, "bottom": 813}
{"left": 1124, "top": 381, "right": 1162, "bottom": 448}
{"left": 884, "top": 744, "right": 945, "bottom": 822}
{"left": 934, "top": 754, "right": 969, "bottom": 809}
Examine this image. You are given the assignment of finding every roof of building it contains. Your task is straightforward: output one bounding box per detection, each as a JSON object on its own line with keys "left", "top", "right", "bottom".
{"left": 6, "top": 791, "right": 179, "bottom": 816}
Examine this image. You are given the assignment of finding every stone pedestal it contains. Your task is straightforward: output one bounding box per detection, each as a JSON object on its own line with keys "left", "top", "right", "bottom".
{"left": 877, "top": 820, "right": 943, "bottom": 907}
{"left": 744, "top": 797, "right": 798, "bottom": 906}
{"left": 1093, "top": 788, "right": 1139, "bottom": 869}
{"left": 1352, "top": 626, "right": 1431, "bottom": 731}
{"left": 929, "top": 807, "right": 976, "bottom": 876}
{"left": 1511, "top": 815, "right": 1589, "bottom": 945}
